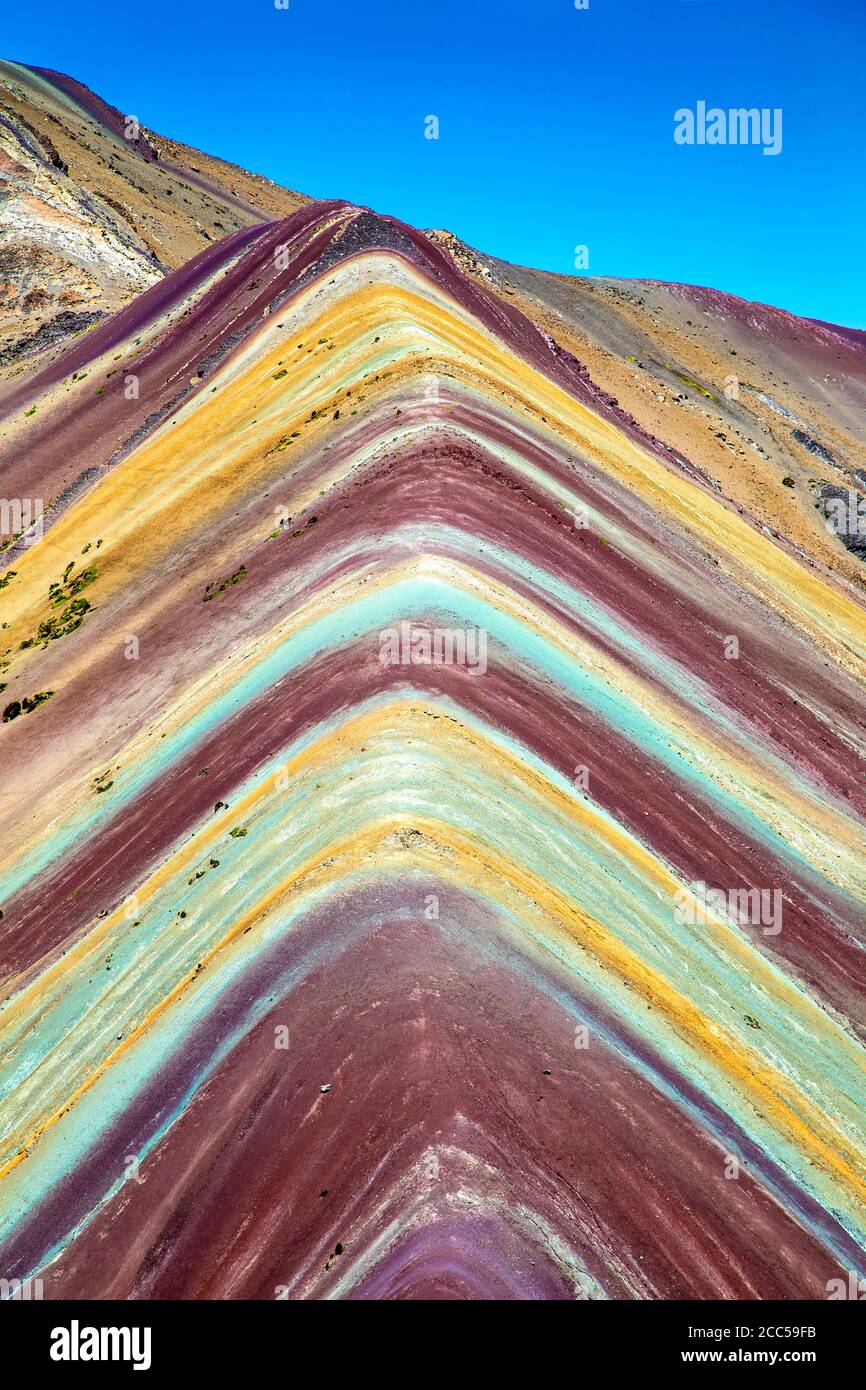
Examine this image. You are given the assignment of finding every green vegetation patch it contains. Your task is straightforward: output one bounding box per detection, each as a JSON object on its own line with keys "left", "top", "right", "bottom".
{"left": 3, "top": 690, "right": 54, "bottom": 722}
{"left": 203, "top": 565, "right": 247, "bottom": 602}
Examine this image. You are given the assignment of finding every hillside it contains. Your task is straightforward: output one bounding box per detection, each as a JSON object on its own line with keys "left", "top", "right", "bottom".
{"left": 0, "top": 76, "right": 864, "bottom": 1300}
{"left": 0, "top": 59, "right": 308, "bottom": 374}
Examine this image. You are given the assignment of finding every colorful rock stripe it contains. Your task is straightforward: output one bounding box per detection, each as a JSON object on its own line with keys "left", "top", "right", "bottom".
{"left": 0, "top": 200, "right": 864, "bottom": 1300}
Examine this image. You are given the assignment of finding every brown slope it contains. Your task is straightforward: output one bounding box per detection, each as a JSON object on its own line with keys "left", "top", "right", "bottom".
{"left": 425, "top": 232, "right": 866, "bottom": 595}
{"left": 0, "top": 58, "right": 308, "bottom": 381}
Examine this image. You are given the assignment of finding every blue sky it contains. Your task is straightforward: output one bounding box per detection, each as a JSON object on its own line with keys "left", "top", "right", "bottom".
{"left": 6, "top": 0, "right": 865, "bottom": 326}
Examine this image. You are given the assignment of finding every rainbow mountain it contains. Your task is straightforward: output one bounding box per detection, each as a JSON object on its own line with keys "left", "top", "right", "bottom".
{"left": 0, "top": 63, "right": 865, "bottom": 1301}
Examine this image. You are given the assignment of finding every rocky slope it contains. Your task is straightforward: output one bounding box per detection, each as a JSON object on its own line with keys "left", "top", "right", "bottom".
{"left": 0, "top": 60, "right": 308, "bottom": 377}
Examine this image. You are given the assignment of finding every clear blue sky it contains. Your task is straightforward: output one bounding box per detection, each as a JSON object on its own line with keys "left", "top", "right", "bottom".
{"left": 6, "top": 0, "right": 865, "bottom": 326}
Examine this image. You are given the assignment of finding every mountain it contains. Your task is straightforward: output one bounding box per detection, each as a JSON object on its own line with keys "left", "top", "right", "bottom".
{"left": 0, "top": 60, "right": 308, "bottom": 373}
{"left": 0, "top": 72, "right": 865, "bottom": 1300}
